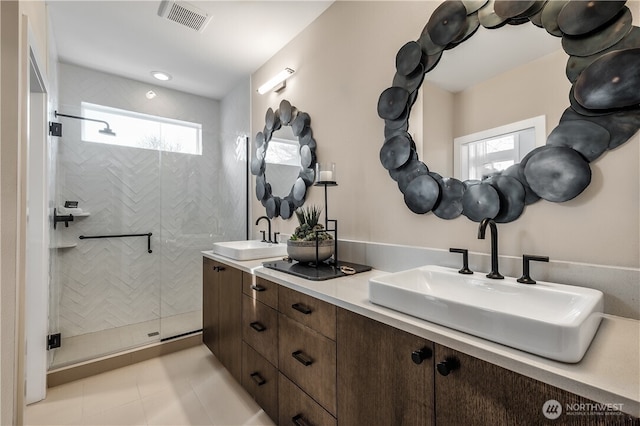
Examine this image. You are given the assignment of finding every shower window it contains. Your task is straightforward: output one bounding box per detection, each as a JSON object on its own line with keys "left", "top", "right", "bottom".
{"left": 81, "top": 102, "right": 202, "bottom": 155}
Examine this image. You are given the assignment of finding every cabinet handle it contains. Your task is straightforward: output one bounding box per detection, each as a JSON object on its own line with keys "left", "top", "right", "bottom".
{"left": 292, "top": 303, "right": 312, "bottom": 315}
{"left": 292, "top": 350, "right": 313, "bottom": 366}
{"left": 411, "top": 347, "right": 432, "bottom": 365}
{"left": 251, "top": 284, "right": 266, "bottom": 292}
{"left": 249, "top": 321, "right": 266, "bottom": 332}
{"left": 250, "top": 372, "right": 266, "bottom": 386}
{"left": 212, "top": 265, "right": 227, "bottom": 272}
{"left": 437, "top": 356, "right": 460, "bottom": 376}
{"left": 292, "top": 414, "right": 312, "bottom": 426}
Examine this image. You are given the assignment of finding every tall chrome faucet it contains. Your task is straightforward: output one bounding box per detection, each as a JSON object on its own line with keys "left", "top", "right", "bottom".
{"left": 255, "top": 216, "right": 272, "bottom": 243}
{"left": 477, "top": 218, "right": 504, "bottom": 279}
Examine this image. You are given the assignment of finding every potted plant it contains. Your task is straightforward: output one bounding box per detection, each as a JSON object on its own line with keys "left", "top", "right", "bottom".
{"left": 287, "top": 205, "right": 334, "bottom": 263}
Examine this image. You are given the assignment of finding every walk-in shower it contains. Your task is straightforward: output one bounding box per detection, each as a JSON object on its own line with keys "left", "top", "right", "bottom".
{"left": 48, "top": 63, "right": 247, "bottom": 369}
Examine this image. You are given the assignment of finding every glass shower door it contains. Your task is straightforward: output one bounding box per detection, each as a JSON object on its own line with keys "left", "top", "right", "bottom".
{"left": 49, "top": 127, "right": 163, "bottom": 369}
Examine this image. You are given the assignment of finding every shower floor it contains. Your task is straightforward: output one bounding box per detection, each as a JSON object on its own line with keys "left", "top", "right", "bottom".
{"left": 50, "top": 310, "right": 202, "bottom": 369}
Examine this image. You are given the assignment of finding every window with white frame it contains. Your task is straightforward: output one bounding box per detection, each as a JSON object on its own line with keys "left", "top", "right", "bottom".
{"left": 454, "top": 115, "right": 545, "bottom": 181}
{"left": 80, "top": 102, "right": 202, "bottom": 155}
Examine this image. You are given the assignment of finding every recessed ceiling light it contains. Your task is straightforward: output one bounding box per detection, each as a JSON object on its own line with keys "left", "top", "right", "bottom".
{"left": 151, "top": 71, "right": 172, "bottom": 81}
{"left": 146, "top": 90, "right": 157, "bottom": 99}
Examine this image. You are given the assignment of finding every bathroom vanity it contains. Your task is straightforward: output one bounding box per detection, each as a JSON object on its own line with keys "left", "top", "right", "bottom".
{"left": 202, "top": 252, "right": 640, "bottom": 424}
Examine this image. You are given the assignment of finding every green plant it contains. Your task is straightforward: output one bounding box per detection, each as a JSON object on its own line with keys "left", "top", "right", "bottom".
{"left": 290, "top": 205, "right": 333, "bottom": 241}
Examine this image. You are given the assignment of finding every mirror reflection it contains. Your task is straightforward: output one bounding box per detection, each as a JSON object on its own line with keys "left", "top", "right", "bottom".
{"left": 265, "top": 125, "right": 302, "bottom": 198}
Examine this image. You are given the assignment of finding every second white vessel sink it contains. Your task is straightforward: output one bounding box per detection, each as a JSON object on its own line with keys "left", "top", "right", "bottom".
{"left": 212, "top": 240, "right": 287, "bottom": 261}
{"left": 369, "top": 265, "right": 604, "bottom": 362}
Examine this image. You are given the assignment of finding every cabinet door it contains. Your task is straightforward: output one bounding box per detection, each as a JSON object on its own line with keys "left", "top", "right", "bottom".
{"left": 434, "top": 344, "right": 638, "bottom": 425}
{"left": 337, "top": 308, "right": 435, "bottom": 426}
{"left": 218, "top": 264, "right": 243, "bottom": 383}
{"left": 202, "top": 258, "right": 220, "bottom": 355}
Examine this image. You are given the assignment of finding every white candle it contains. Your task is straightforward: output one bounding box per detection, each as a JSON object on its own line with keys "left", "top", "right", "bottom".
{"left": 319, "top": 170, "right": 333, "bottom": 182}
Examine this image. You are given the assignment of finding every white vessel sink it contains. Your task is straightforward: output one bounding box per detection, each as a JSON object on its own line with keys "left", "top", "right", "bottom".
{"left": 369, "top": 265, "right": 604, "bottom": 363}
{"left": 212, "top": 240, "right": 287, "bottom": 261}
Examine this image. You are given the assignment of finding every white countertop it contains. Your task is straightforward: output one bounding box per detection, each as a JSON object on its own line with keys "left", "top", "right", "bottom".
{"left": 202, "top": 251, "right": 640, "bottom": 417}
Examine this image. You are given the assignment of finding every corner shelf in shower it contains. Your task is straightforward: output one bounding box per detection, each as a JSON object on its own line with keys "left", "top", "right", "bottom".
{"left": 51, "top": 242, "right": 78, "bottom": 249}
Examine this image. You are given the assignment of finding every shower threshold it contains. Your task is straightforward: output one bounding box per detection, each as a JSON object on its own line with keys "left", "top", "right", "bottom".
{"left": 50, "top": 310, "right": 202, "bottom": 370}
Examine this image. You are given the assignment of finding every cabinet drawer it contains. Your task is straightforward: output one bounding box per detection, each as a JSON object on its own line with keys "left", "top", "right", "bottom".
{"left": 242, "top": 294, "right": 278, "bottom": 367}
{"left": 279, "top": 373, "right": 336, "bottom": 426}
{"left": 243, "top": 276, "right": 279, "bottom": 309}
{"left": 279, "top": 314, "right": 336, "bottom": 416}
{"left": 278, "top": 286, "right": 336, "bottom": 340}
{"left": 242, "top": 342, "right": 278, "bottom": 423}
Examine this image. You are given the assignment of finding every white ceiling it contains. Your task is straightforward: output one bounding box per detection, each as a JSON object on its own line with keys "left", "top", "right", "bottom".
{"left": 47, "top": 1, "right": 562, "bottom": 100}
{"left": 47, "top": 0, "right": 334, "bottom": 99}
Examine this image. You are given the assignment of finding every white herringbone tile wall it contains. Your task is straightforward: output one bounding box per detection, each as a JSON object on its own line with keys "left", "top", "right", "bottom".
{"left": 52, "top": 64, "right": 247, "bottom": 365}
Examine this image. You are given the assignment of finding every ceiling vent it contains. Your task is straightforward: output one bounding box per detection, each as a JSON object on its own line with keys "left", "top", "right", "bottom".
{"left": 158, "top": 0, "right": 212, "bottom": 33}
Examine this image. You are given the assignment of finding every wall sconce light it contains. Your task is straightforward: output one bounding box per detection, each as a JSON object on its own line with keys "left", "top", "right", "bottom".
{"left": 257, "top": 68, "right": 295, "bottom": 95}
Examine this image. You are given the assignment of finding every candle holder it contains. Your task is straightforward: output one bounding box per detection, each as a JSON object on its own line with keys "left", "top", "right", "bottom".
{"left": 316, "top": 162, "right": 337, "bottom": 185}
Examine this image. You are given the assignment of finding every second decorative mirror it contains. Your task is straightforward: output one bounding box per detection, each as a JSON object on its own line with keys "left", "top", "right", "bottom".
{"left": 251, "top": 99, "right": 317, "bottom": 219}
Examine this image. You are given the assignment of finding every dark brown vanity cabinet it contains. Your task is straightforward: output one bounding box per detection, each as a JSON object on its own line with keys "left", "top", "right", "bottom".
{"left": 433, "top": 345, "right": 639, "bottom": 425}
{"left": 336, "top": 310, "right": 640, "bottom": 425}
{"left": 337, "top": 308, "right": 435, "bottom": 425}
{"left": 204, "top": 269, "right": 638, "bottom": 425}
{"left": 202, "top": 257, "right": 245, "bottom": 383}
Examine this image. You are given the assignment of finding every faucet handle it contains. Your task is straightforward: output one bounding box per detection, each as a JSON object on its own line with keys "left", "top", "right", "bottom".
{"left": 449, "top": 248, "right": 473, "bottom": 275}
{"left": 273, "top": 232, "right": 280, "bottom": 244}
{"left": 260, "top": 230, "right": 267, "bottom": 242}
{"left": 517, "top": 254, "right": 549, "bottom": 284}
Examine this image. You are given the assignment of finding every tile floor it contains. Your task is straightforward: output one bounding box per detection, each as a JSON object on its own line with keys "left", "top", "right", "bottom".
{"left": 27, "top": 344, "right": 275, "bottom": 426}
{"left": 51, "top": 311, "right": 203, "bottom": 369}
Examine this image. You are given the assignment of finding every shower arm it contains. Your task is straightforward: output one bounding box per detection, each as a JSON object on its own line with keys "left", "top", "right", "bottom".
{"left": 54, "top": 111, "right": 115, "bottom": 134}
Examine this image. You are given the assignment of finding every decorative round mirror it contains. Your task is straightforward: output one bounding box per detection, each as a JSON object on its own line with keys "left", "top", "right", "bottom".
{"left": 252, "top": 99, "right": 317, "bottom": 219}
{"left": 378, "top": 0, "right": 640, "bottom": 223}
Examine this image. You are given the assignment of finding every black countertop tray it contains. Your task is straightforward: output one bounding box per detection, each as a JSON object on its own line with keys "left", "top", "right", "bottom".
{"left": 262, "top": 260, "right": 371, "bottom": 281}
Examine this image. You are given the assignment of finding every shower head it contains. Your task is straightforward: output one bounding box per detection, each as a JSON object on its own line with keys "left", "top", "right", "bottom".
{"left": 99, "top": 127, "right": 116, "bottom": 136}
{"left": 55, "top": 111, "right": 116, "bottom": 137}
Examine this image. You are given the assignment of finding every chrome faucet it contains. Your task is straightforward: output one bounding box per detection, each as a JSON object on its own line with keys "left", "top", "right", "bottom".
{"left": 255, "top": 216, "right": 272, "bottom": 243}
{"left": 477, "top": 218, "right": 504, "bottom": 279}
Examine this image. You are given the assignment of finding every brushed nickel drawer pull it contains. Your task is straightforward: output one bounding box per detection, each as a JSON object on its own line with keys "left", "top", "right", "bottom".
{"left": 292, "top": 350, "right": 313, "bottom": 366}
{"left": 250, "top": 372, "right": 266, "bottom": 386}
{"left": 251, "top": 284, "right": 266, "bottom": 292}
{"left": 292, "top": 303, "right": 312, "bottom": 315}
{"left": 292, "top": 414, "right": 312, "bottom": 426}
{"left": 249, "top": 321, "right": 266, "bottom": 332}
